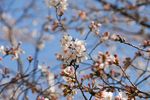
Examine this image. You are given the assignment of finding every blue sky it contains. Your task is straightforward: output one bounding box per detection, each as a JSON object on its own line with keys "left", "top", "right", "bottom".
{"left": 0, "top": 0, "right": 150, "bottom": 99}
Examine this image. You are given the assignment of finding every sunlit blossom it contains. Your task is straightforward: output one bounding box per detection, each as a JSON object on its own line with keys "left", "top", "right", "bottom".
{"left": 45, "top": 0, "right": 68, "bottom": 12}
{"left": 57, "top": 34, "right": 88, "bottom": 65}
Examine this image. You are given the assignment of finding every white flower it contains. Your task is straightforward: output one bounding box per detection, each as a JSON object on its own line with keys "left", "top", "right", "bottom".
{"left": 61, "top": 34, "right": 72, "bottom": 46}
{"left": 106, "top": 92, "right": 113, "bottom": 100}
{"left": 63, "top": 66, "right": 75, "bottom": 76}
{"left": 44, "top": 97, "right": 49, "bottom": 100}
{"left": 99, "top": 63, "right": 105, "bottom": 69}
{"left": 110, "top": 34, "right": 119, "bottom": 41}
{"left": 62, "top": 66, "right": 75, "bottom": 85}
{"left": 59, "top": 0, "right": 68, "bottom": 11}
{"left": 58, "top": 34, "right": 87, "bottom": 65}
{"left": 74, "top": 39, "right": 86, "bottom": 54}
{"left": 98, "top": 91, "right": 113, "bottom": 100}
{"left": 115, "top": 92, "right": 128, "bottom": 100}
{"left": 45, "top": 0, "right": 68, "bottom": 11}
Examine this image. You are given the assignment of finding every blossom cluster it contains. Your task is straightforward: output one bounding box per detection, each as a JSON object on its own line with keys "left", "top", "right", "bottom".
{"left": 45, "top": 0, "right": 68, "bottom": 14}
{"left": 89, "top": 21, "right": 101, "bottom": 35}
{"left": 56, "top": 34, "right": 88, "bottom": 96}
{"left": 95, "top": 91, "right": 127, "bottom": 100}
{"left": 56, "top": 34, "right": 88, "bottom": 65}
{"left": 0, "top": 42, "right": 24, "bottom": 60}
{"left": 61, "top": 65, "right": 75, "bottom": 85}
{"left": 93, "top": 51, "right": 119, "bottom": 69}
{"left": 59, "top": 66, "right": 77, "bottom": 96}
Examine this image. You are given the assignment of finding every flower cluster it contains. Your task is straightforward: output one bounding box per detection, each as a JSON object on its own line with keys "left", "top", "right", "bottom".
{"left": 89, "top": 21, "right": 101, "bottom": 35}
{"left": 93, "top": 51, "right": 119, "bottom": 69}
{"left": 60, "top": 66, "right": 77, "bottom": 96}
{"left": 45, "top": 0, "right": 68, "bottom": 14}
{"left": 59, "top": 83, "right": 77, "bottom": 96}
{"left": 95, "top": 90, "right": 113, "bottom": 100}
{"left": 95, "top": 91, "right": 127, "bottom": 100}
{"left": 59, "top": 0, "right": 68, "bottom": 11}
{"left": 61, "top": 66, "right": 75, "bottom": 84}
{"left": 56, "top": 34, "right": 87, "bottom": 65}
{"left": 115, "top": 92, "right": 128, "bottom": 100}
{"left": 0, "top": 42, "right": 24, "bottom": 60}
{"left": 56, "top": 34, "right": 87, "bottom": 96}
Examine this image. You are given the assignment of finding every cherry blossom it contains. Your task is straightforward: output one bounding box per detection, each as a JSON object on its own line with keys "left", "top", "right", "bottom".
{"left": 0, "top": 43, "right": 24, "bottom": 60}
{"left": 61, "top": 66, "right": 75, "bottom": 84}
{"left": 56, "top": 34, "right": 88, "bottom": 65}
{"left": 93, "top": 51, "right": 119, "bottom": 69}
{"left": 115, "top": 92, "right": 128, "bottom": 100}
{"left": 89, "top": 21, "right": 101, "bottom": 35}
{"left": 45, "top": 0, "right": 68, "bottom": 13}
{"left": 95, "top": 91, "right": 113, "bottom": 100}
